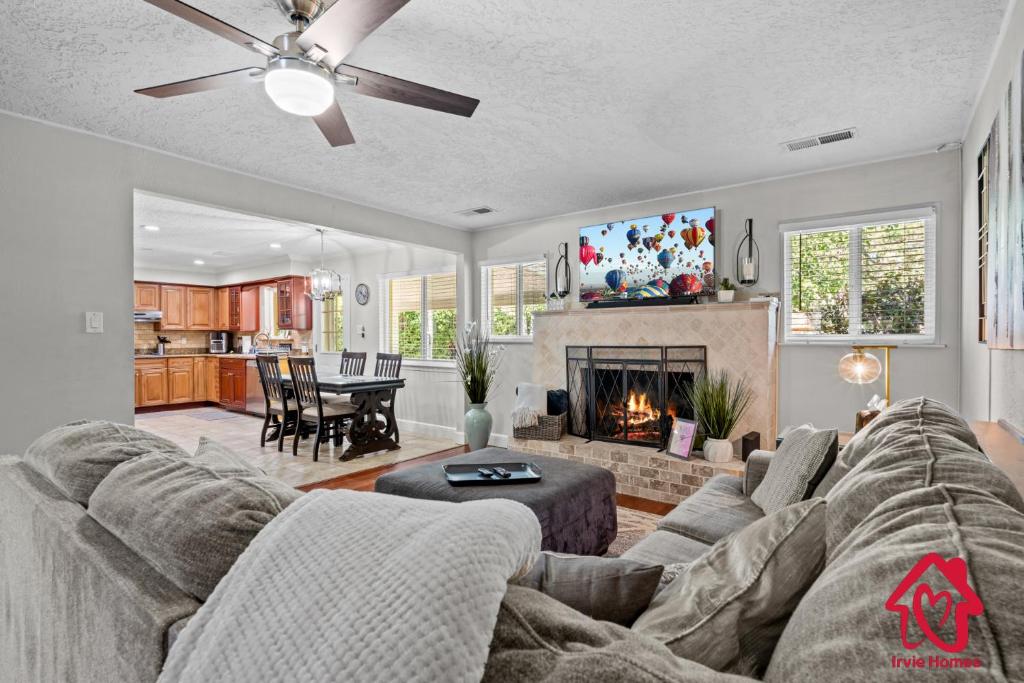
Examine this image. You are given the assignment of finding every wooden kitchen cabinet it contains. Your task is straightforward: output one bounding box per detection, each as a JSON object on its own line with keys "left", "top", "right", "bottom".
{"left": 167, "top": 358, "right": 194, "bottom": 404}
{"left": 192, "top": 356, "right": 207, "bottom": 401}
{"left": 228, "top": 287, "right": 241, "bottom": 331}
{"left": 276, "top": 276, "right": 312, "bottom": 330}
{"left": 205, "top": 357, "right": 219, "bottom": 400}
{"left": 186, "top": 287, "right": 215, "bottom": 330}
{"left": 215, "top": 288, "right": 231, "bottom": 330}
{"left": 239, "top": 285, "right": 260, "bottom": 333}
{"left": 134, "top": 367, "right": 143, "bottom": 407}
{"left": 158, "top": 285, "right": 187, "bottom": 330}
{"left": 134, "top": 283, "right": 160, "bottom": 311}
{"left": 136, "top": 360, "right": 169, "bottom": 407}
{"left": 219, "top": 358, "right": 247, "bottom": 411}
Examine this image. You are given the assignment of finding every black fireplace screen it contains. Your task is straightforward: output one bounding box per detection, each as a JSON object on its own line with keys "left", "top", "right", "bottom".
{"left": 566, "top": 346, "right": 706, "bottom": 449}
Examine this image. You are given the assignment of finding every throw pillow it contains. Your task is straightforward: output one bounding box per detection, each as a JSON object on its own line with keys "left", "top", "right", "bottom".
{"left": 194, "top": 436, "right": 266, "bottom": 475}
{"left": 88, "top": 451, "right": 302, "bottom": 600}
{"left": 486, "top": 585, "right": 747, "bottom": 682}
{"left": 631, "top": 498, "right": 826, "bottom": 676}
{"left": 511, "top": 552, "right": 664, "bottom": 626}
{"left": 750, "top": 426, "right": 836, "bottom": 514}
{"left": 23, "top": 420, "right": 187, "bottom": 505}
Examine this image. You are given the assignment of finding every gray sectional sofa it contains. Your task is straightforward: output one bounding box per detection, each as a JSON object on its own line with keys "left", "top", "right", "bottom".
{"left": 2, "top": 398, "right": 1023, "bottom": 682}
{"left": 621, "top": 437, "right": 837, "bottom": 566}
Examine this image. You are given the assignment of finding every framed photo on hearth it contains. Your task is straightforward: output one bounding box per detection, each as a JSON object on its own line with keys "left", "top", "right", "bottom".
{"left": 667, "top": 418, "right": 697, "bottom": 459}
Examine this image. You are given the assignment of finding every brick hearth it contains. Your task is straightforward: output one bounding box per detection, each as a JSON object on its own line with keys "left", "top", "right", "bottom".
{"left": 509, "top": 434, "right": 745, "bottom": 505}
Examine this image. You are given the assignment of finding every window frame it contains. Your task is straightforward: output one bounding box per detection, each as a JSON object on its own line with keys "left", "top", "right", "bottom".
{"left": 378, "top": 269, "right": 458, "bottom": 365}
{"left": 480, "top": 256, "right": 547, "bottom": 342}
{"left": 977, "top": 139, "right": 990, "bottom": 344}
{"left": 780, "top": 206, "right": 938, "bottom": 346}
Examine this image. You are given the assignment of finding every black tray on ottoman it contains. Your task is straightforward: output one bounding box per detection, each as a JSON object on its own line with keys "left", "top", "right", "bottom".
{"left": 442, "top": 462, "right": 543, "bottom": 486}
{"left": 375, "top": 447, "right": 617, "bottom": 556}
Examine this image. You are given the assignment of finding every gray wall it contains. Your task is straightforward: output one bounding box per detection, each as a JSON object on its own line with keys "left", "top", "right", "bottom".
{"left": 0, "top": 112, "right": 471, "bottom": 454}
{"left": 472, "top": 151, "right": 962, "bottom": 439}
{"left": 959, "top": 0, "right": 1024, "bottom": 430}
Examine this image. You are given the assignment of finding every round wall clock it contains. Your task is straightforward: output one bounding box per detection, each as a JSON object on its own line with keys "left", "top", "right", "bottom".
{"left": 355, "top": 283, "right": 370, "bottom": 306}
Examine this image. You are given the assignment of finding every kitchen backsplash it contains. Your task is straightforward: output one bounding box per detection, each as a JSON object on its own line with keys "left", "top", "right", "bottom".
{"left": 134, "top": 323, "right": 313, "bottom": 353}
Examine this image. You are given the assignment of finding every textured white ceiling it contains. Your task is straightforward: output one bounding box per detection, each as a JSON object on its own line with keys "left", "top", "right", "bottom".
{"left": 134, "top": 192, "right": 385, "bottom": 274}
{"left": 0, "top": 0, "right": 1007, "bottom": 229}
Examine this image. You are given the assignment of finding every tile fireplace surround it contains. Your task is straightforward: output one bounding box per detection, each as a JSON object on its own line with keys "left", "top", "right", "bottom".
{"left": 511, "top": 300, "right": 779, "bottom": 504}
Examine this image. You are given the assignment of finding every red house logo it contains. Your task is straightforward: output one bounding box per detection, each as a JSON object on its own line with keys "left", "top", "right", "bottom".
{"left": 885, "top": 553, "right": 984, "bottom": 653}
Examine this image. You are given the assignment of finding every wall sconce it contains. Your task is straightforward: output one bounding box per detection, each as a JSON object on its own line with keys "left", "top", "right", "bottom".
{"left": 735, "top": 218, "right": 759, "bottom": 286}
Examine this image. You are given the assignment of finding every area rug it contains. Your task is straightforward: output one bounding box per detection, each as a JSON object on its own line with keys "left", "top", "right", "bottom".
{"left": 607, "top": 507, "right": 662, "bottom": 556}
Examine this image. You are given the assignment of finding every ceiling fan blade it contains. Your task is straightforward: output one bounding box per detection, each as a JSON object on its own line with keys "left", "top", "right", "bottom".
{"left": 313, "top": 102, "right": 356, "bottom": 147}
{"left": 142, "top": 0, "right": 278, "bottom": 57}
{"left": 335, "top": 65, "right": 479, "bottom": 117}
{"left": 135, "top": 67, "right": 265, "bottom": 98}
{"left": 296, "top": 0, "right": 411, "bottom": 69}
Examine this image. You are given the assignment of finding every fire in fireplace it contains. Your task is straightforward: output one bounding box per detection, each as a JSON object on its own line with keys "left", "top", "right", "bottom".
{"left": 566, "top": 346, "right": 706, "bottom": 448}
{"left": 601, "top": 389, "right": 665, "bottom": 442}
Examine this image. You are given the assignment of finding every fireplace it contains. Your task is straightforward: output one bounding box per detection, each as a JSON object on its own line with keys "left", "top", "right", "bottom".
{"left": 566, "top": 346, "right": 706, "bottom": 448}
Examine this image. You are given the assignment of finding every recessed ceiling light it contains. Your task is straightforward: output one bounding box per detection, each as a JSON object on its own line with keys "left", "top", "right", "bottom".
{"left": 269, "top": 242, "right": 282, "bottom": 249}
{"left": 193, "top": 259, "right": 205, "bottom": 265}
{"left": 142, "top": 224, "right": 160, "bottom": 232}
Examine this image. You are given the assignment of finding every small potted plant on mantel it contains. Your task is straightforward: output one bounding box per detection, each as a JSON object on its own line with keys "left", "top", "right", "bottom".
{"left": 684, "top": 369, "right": 753, "bottom": 463}
{"left": 717, "top": 277, "right": 737, "bottom": 303}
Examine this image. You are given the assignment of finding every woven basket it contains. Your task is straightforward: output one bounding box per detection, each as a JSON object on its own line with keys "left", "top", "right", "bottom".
{"left": 513, "top": 411, "right": 567, "bottom": 441}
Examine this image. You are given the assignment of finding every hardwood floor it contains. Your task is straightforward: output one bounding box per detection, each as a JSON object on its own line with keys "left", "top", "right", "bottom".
{"left": 297, "top": 446, "right": 469, "bottom": 492}
{"left": 298, "top": 445, "right": 674, "bottom": 515}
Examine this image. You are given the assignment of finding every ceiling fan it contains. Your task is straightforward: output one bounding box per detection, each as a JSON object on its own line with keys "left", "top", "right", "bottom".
{"left": 135, "top": 0, "right": 479, "bottom": 146}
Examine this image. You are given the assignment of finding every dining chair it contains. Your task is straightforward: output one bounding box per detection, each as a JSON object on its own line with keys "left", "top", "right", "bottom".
{"left": 255, "top": 355, "right": 298, "bottom": 452}
{"left": 324, "top": 350, "right": 368, "bottom": 409}
{"left": 287, "top": 357, "right": 356, "bottom": 462}
{"left": 374, "top": 352, "right": 403, "bottom": 379}
{"left": 340, "top": 350, "right": 367, "bottom": 375}
{"left": 372, "top": 352, "right": 403, "bottom": 445}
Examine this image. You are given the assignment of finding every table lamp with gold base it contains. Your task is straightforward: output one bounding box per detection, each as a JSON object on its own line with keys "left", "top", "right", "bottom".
{"left": 838, "top": 345, "right": 896, "bottom": 431}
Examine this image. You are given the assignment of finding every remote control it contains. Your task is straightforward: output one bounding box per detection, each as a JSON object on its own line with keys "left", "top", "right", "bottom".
{"left": 477, "top": 467, "right": 495, "bottom": 477}
{"left": 493, "top": 467, "right": 512, "bottom": 478}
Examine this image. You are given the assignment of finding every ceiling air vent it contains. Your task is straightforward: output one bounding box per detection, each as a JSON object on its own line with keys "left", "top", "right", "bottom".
{"left": 782, "top": 128, "right": 857, "bottom": 152}
{"left": 456, "top": 206, "right": 495, "bottom": 217}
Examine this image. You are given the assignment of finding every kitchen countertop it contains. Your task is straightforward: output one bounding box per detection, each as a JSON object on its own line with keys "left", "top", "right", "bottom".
{"left": 134, "top": 353, "right": 260, "bottom": 360}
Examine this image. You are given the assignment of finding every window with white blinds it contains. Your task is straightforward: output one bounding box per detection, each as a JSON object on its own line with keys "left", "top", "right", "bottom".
{"left": 320, "top": 296, "right": 344, "bottom": 352}
{"left": 782, "top": 207, "right": 936, "bottom": 343}
{"left": 381, "top": 272, "right": 457, "bottom": 360}
{"left": 481, "top": 260, "right": 547, "bottom": 338}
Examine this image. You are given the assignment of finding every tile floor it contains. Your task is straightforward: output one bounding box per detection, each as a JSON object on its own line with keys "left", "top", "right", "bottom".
{"left": 136, "top": 407, "right": 460, "bottom": 488}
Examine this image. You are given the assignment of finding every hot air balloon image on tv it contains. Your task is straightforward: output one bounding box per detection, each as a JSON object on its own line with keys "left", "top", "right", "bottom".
{"left": 578, "top": 206, "right": 716, "bottom": 303}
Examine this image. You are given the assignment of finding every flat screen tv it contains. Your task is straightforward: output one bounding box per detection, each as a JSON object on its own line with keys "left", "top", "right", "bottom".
{"left": 579, "top": 207, "right": 716, "bottom": 304}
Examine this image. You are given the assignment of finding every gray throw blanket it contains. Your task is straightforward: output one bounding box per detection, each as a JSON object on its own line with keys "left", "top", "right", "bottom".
{"left": 159, "top": 489, "right": 541, "bottom": 683}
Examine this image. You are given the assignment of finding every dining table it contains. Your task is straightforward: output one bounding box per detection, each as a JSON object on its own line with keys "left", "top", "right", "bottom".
{"left": 280, "top": 373, "right": 406, "bottom": 460}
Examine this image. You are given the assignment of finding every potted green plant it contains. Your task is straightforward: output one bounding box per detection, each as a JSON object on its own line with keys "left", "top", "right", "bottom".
{"left": 548, "top": 291, "right": 567, "bottom": 311}
{"left": 455, "top": 322, "right": 504, "bottom": 450}
{"left": 717, "top": 277, "right": 737, "bottom": 303}
{"left": 684, "top": 369, "right": 753, "bottom": 462}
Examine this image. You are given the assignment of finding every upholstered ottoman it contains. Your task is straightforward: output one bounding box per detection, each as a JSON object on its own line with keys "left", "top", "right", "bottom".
{"left": 374, "top": 447, "right": 618, "bottom": 556}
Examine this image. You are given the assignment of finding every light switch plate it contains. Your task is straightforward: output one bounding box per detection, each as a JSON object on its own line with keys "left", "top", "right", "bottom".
{"left": 85, "top": 311, "right": 103, "bottom": 334}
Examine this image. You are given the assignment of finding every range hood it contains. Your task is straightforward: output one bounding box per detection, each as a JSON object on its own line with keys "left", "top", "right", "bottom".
{"left": 134, "top": 311, "right": 163, "bottom": 322}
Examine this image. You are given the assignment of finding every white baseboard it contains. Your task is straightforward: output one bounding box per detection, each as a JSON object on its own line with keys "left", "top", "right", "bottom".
{"left": 398, "top": 419, "right": 508, "bottom": 449}
{"left": 397, "top": 419, "right": 459, "bottom": 442}
{"left": 453, "top": 431, "right": 509, "bottom": 448}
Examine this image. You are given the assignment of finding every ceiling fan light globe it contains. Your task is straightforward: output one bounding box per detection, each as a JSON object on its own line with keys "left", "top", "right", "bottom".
{"left": 264, "top": 60, "right": 334, "bottom": 117}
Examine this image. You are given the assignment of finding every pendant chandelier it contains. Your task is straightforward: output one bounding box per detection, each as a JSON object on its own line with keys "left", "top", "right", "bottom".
{"left": 307, "top": 228, "right": 342, "bottom": 302}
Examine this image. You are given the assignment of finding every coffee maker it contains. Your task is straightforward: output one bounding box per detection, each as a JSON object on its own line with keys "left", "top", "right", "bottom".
{"left": 209, "top": 332, "right": 233, "bottom": 354}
